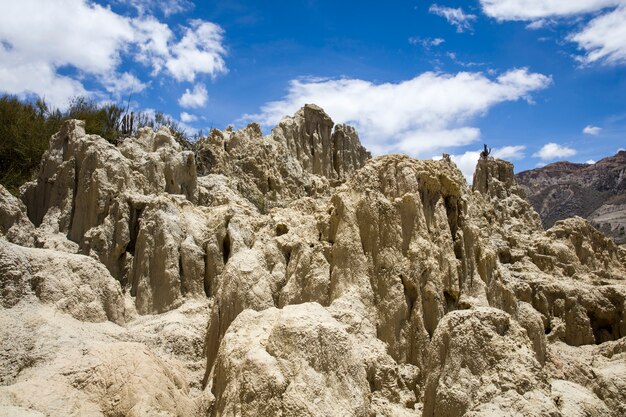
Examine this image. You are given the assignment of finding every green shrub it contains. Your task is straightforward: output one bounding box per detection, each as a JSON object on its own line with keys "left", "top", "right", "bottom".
{"left": 66, "top": 97, "right": 125, "bottom": 143}
{"left": 0, "top": 94, "right": 195, "bottom": 194}
{"left": 0, "top": 96, "right": 62, "bottom": 194}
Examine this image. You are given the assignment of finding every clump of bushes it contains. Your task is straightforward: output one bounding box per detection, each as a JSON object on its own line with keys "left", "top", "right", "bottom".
{"left": 0, "top": 94, "right": 193, "bottom": 194}
{"left": 0, "top": 96, "right": 62, "bottom": 194}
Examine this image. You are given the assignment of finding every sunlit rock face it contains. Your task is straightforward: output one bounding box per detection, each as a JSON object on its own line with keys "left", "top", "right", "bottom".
{"left": 1, "top": 107, "right": 625, "bottom": 416}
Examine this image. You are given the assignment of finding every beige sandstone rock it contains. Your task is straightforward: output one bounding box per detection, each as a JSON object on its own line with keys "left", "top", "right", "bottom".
{"left": 210, "top": 303, "right": 370, "bottom": 417}
{"left": 551, "top": 380, "right": 611, "bottom": 417}
{"left": 271, "top": 104, "right": 370, "bottom": 180}
{"left": 202, "top": 150, "right": 625, "bottom": 416}
{"left": 545, "top": 339, "right": 626, "bottom": 417}
{"left": 0, "top": 240, "right": 124, "bottom": 324}
{"left": 196, "top": 105, "right": 369, "bottom": 212}
{"left": 0, "top": 302, "right": 211, "bottom": 417}
{"left": 1, "top": 105, "right": 626, "bottom": 416}
{"left": 422, "top": 308, "right": 559, "bottom": 417}
{"left": 0, "top": 185, "right": 36, "bottom": 247}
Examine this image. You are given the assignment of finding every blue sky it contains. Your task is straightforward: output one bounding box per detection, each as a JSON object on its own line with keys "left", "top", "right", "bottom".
{"left": 1, "top": 0, "right": 625, "bottom": 179}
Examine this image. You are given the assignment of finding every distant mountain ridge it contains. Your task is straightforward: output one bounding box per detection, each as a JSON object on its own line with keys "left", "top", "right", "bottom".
{"left": 517, "top": 150, "right": 626, "bottom": 244}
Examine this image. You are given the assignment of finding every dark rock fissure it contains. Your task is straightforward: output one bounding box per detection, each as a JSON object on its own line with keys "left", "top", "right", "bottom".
{"left": 276, "top": 223, "right": 288, "bottom": 236}
{"left": 127, "top": 205, "right": 143, "bottom": 256}
{"left": 588, "top": 311, "right": 621, "bottom": 344}
{"left": 203, "top": 250, "right": 211, "bottom": 298}
{"left": 178, "top": 252, "right": 185, "bottom": 296}
{"left": 222, "top": 231, "right": 231, "bottom": 265}
{"left": 66, "top": 160, "right": 80, "bottom": 241}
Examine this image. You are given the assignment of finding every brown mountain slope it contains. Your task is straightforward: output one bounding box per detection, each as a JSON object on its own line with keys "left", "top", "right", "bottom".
{"left": 517, "top": 151, "right": 626, "bottom": 244}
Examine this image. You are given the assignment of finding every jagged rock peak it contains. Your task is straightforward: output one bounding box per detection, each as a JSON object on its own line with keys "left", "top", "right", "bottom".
{"left": 195, "top": 104, "right": 370, "bottom": 211}
{"left": 472, "top": 156, "right": 544, "bottom": 233}
{"left": 271, "top": 104, "right": 371, "bottom": 180}
{"left": 472, "top": 156, "right": 524, "bottom": 199}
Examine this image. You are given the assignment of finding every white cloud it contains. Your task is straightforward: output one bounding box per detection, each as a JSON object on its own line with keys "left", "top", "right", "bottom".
{"left": 409, "top": 37, "right": 445, "bottom": 47}
{"left": 493, "top": 145, "right": 527, "bottom": 159}
{"left": 100, "top": 72, "right": 147, "bottom": 97}
{"left": 0, "top": 0, "right": 134, "bottom": 83}
{"left": 479, "top": 0, "right": 626, "bottom": 66}
{"left": 586, "top": 159, "right": 596, "bottom": 164}
{"left": 479, "top": 0, "right": 622, "bottom": 20}
{"left": 569, "top": 6, "right": 626, "bottom": 65}
{"left": 0, "top": 0, "right": 227, "bottom": 108}
{"left": 533, "top": 143, "right": 577, "bottom": 160}
{"left": 165, "top": 20, "right": 227, "bottom": 82}
{"left": 0, "top": 48, "right": 87, "bottom": 106}
{"left": 429, "top": 4, "right": 478, "bottom": 33}
{"left": 248, "top": 69, "right": 551, "bottom": 157}
{"left": 525, "top": 19, "right": 557, "bottom": 30}
{"left": 178, "top": 84, "right": 209, "bottom": 108}
{"left": 180, "top": 111, "right": 197, "bottom": 123}
{"left": 133, "top": 16, "right": 174, "bottom": 75}
{"left": 583, "top": 125, "right": 602, "bottom": 135}
{"left": 126, "top": 0, "right": 194, "bottom": 17}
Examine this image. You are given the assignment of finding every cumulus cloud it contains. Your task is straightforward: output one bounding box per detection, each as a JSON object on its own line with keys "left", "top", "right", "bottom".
{"left": 436, "top": 145, "right": 526, "bottom": 182}
{"left": 479, "top": 0, "right": 622, "bottom": 20}
{"left": 583, "top": 125, "right": 602, "bottom": 135}
{"left": 133, "top": 16, "right": 174, "bottom": 74}
{"left": 165, "top": 20, "right": 227, "bottom": 82}
{"left": 0, "top": 0, "right": 227, "bottom": 107}
{"left": 101, "top": 72, "right": 147, "bottom": 97}
{"left": 0, "top": 48, "right": 88, "bottom": 106}
{"left": 533, "top": 143, "right": 577, "bottom": 160}
{"left": 247, "top": 69, "right": 551, "bottom": 156}
{"left": 178, "top": 84, "right": 209, "bottom": 108}
{"left": 569, "top": 6, "right": 626, "bottom": 65}
{"left": 586, "top": 159, "right": 596, "bottom": 164}
{"left": 479, "top": 0, "right": 626, "bottom": 66}
{"left": 180, "top": 111, "right": 197, "bottom": 123}
{"left": 429, "top": 4, "right": 477, "bottom": 33}
{"left": 492, "top": 145, "right": 527, "bottom": 159}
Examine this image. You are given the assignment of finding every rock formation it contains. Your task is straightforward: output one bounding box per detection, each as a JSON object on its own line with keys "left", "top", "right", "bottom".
{"left": 517, "top": 151, "right": 626, "bottom": 244}
{"left": 1, "top": 106, "right": 625, "bottom": 416}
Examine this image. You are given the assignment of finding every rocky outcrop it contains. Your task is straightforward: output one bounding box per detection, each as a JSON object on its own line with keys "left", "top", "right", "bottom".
{"left": 0, "top": 184, "right": 35, "bottom": 247}
{"left": 271, "top": 104, "right": 370, "bottom": 180}
{"left": 0, "top": 302, "right": 211, "bottom": 416}
{"left": 211, "top": 303, "right": 370, "bottom": 417}
{"left": 0, "top": 240, "right": 125, "bottom": 324}
{"left": 1, "top": 106, "right": 626, "bottom": 416}
{"left": 195, "top": 105, "right": 370, "bottom": 212}
{"left": 423, "top": 308, "right": 558, "bottom": 417}
{"left": 195, "top": 122, "right": 326, "bottom": 211}
{"left": 546, "top": 339, "right": 626, "bottom": 417}
{"left": 326, "top": 155, "right": 477, "bottom": 369}
{"left": 517, "top": 151, "right": 626, "bottom": 244}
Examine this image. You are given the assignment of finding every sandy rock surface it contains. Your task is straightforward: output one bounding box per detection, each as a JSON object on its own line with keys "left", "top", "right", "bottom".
{"left": 1, "top": 106, "right": 626, "bottom": 416}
